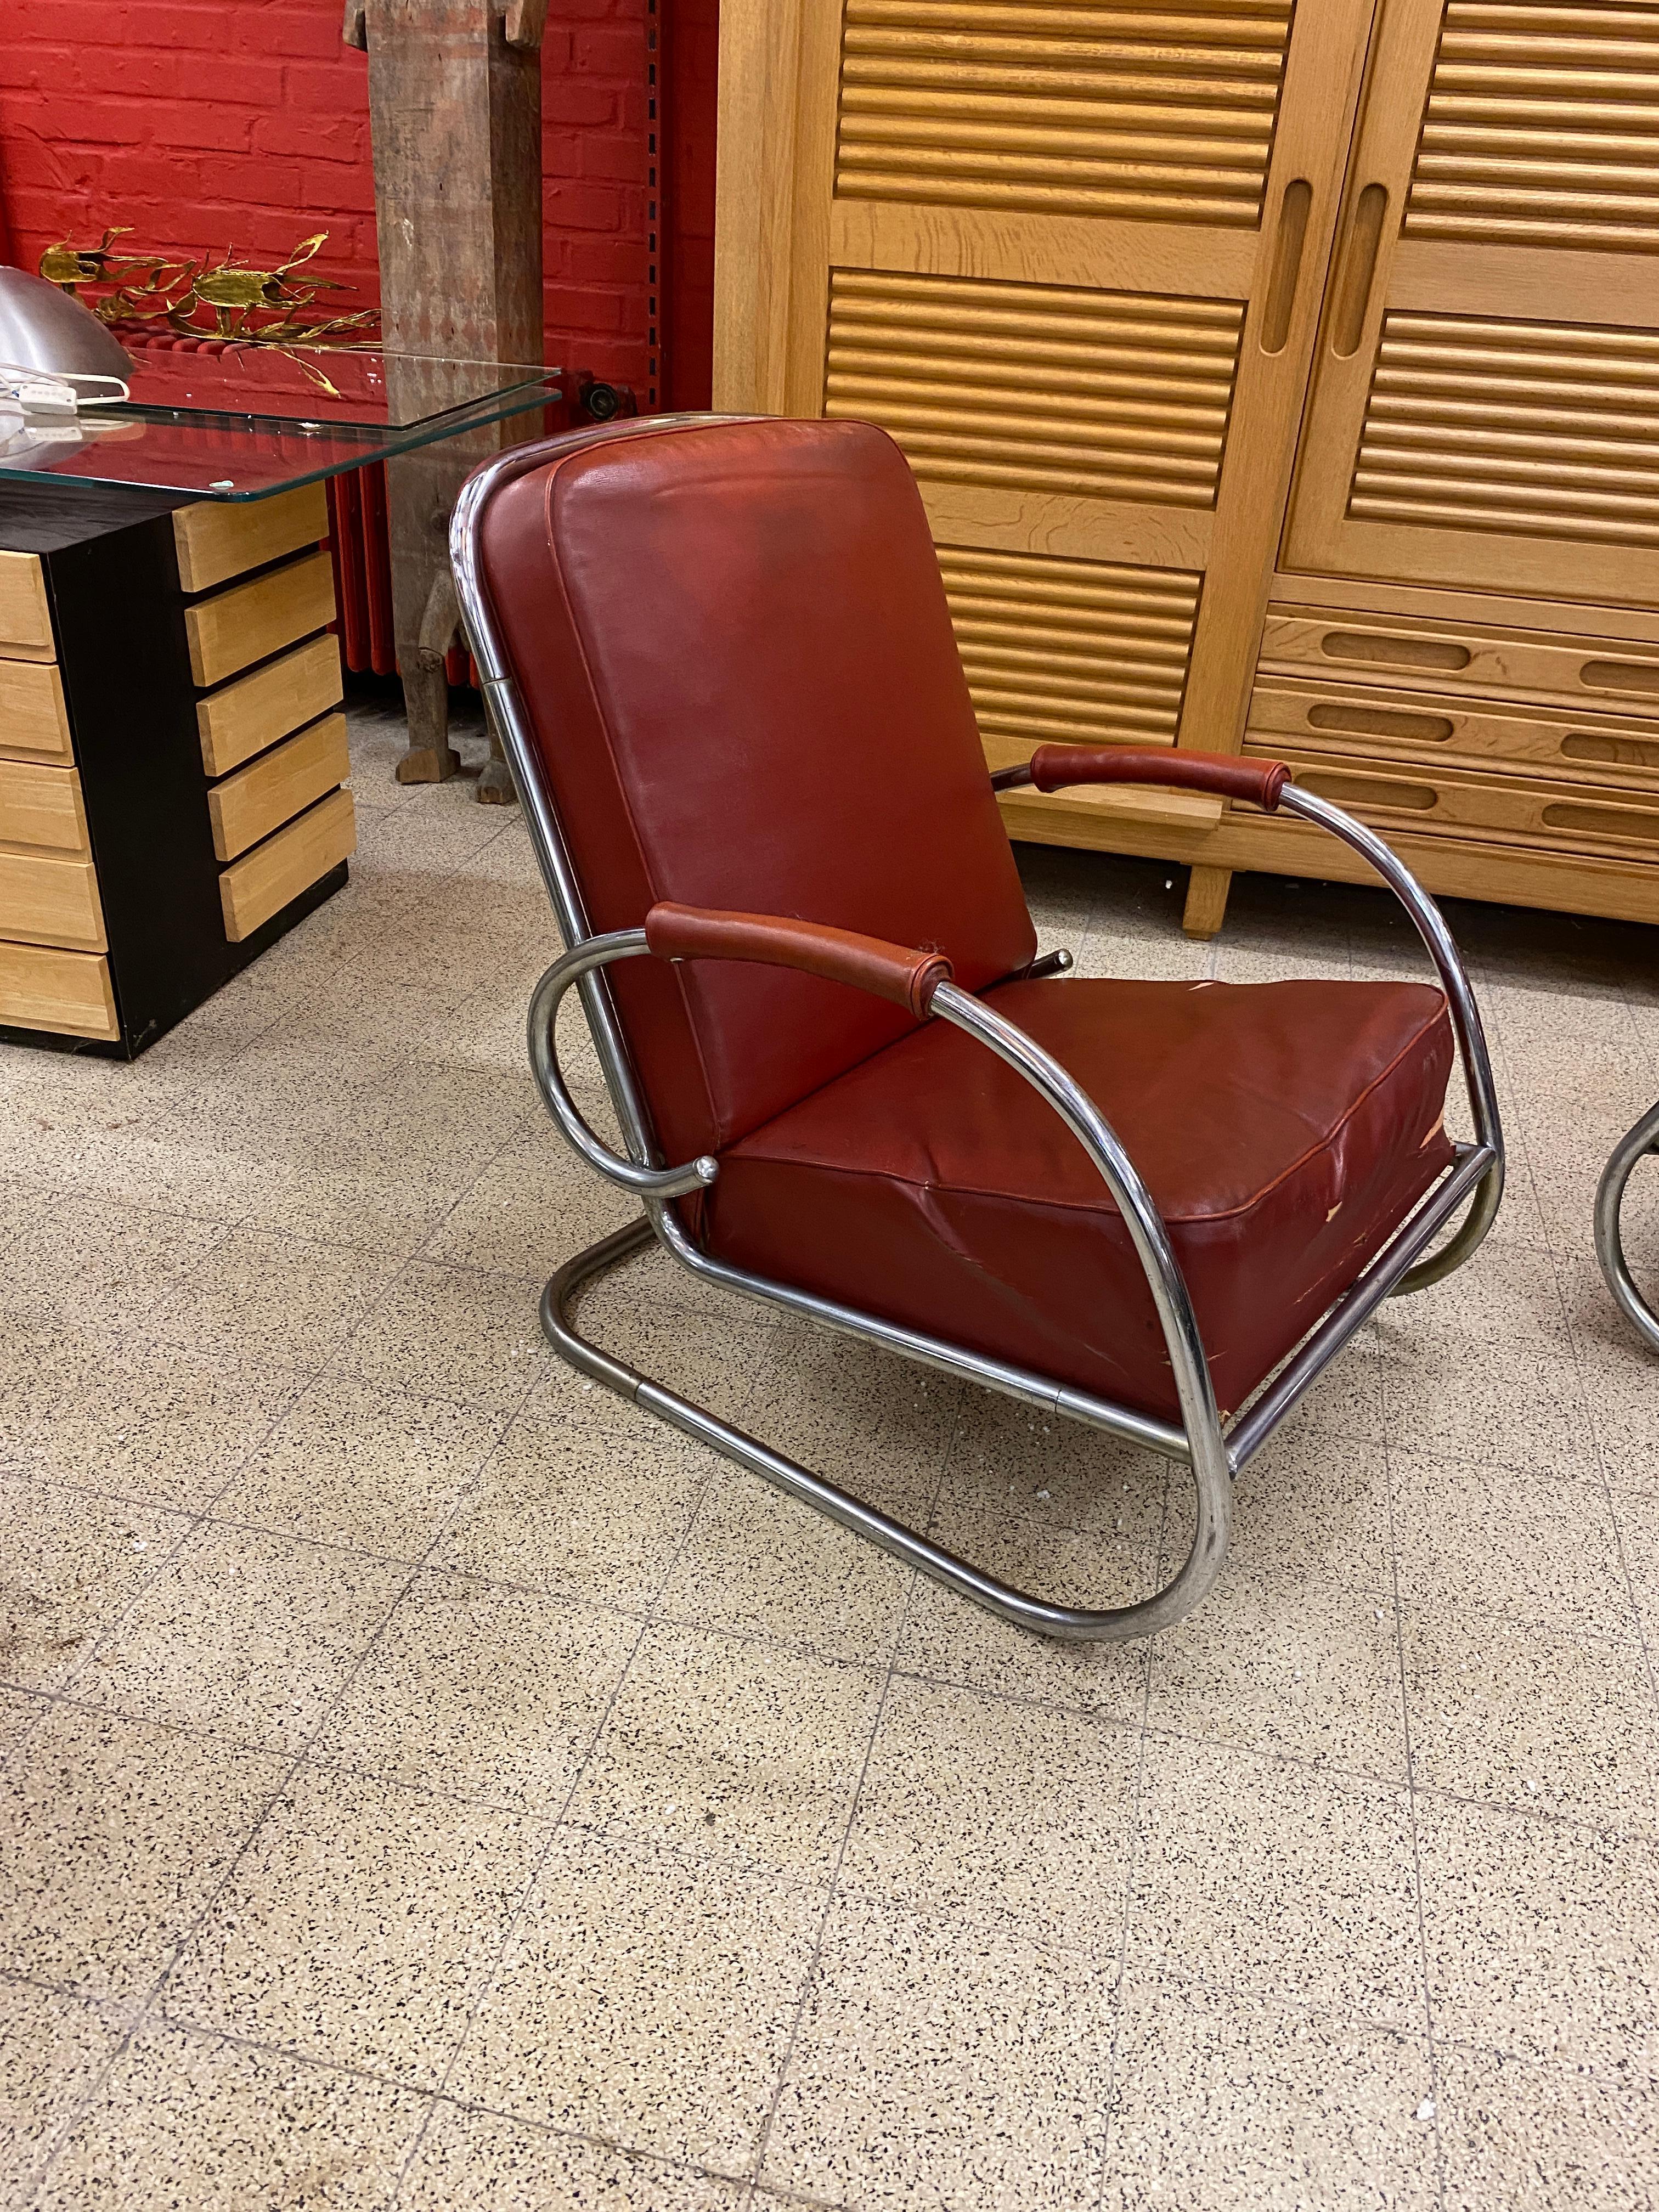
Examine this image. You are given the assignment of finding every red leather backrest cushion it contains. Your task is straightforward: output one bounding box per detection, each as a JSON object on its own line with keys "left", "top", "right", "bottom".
{"left": 478, "top": 416, "right": 1037, "bottom": 1158}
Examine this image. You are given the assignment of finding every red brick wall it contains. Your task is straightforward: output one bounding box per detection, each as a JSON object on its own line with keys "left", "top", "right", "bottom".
{"left": 0, "top": 0, "right": 713, "bottom": 403}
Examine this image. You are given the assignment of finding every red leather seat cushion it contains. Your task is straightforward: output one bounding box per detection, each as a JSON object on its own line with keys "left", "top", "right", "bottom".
{"left": 702, "top": 975, "right": 1457, "bottom": 1422}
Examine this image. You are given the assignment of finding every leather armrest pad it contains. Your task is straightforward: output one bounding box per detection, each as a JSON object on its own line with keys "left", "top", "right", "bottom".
{"left": 645, "top": 902, "right": 953, "bottom": 1018}
{"left": 1029, "top": 746, "right": 1290, "bottom": 811}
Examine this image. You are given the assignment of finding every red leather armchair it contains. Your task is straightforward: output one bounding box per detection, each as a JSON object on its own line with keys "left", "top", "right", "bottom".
{"left": 451, "top": 415, "right": 1503, "bottom": 1641}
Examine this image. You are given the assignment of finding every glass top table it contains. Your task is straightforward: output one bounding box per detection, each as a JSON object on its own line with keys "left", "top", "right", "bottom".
{"left": 0, "top": 343, "right": 563, "bottom": 502}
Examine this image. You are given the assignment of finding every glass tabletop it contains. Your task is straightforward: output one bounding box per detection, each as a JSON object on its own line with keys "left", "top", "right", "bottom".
{"left": 0, "top": 344, "right": 565, "bottom": 501}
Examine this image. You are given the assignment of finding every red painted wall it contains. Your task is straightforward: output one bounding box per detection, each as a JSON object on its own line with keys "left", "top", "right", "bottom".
{"left": 0, "top": 0, "right": 715, "bottom": 406}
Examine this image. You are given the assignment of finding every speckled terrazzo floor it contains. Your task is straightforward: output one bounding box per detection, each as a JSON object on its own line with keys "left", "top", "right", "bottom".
{"left": 3, "top": 693, "right": 1659, "bottom": 2209}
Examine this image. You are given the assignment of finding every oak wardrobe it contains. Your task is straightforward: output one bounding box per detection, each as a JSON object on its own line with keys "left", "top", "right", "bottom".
{"left": 713, "top": 0, "right": 1659, "bottom": 934}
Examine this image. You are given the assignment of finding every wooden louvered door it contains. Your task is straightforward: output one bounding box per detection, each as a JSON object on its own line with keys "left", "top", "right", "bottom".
{"left": 714, "top": 0, "right": 1379, "bottom": 839}
{"left": 1286, "top": 0, "right": 1659, "bottom": 606}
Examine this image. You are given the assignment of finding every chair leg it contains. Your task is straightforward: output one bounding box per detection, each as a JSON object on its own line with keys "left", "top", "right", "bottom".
{"left": 1595, "top": 1097, "right": 1659, "bottom": 1353}
{"left": 1182, "top": 865, "right": 1232, "bottom": 939}
{"left": 539, "top": 1217, "right": 1232, "bottom": 1643}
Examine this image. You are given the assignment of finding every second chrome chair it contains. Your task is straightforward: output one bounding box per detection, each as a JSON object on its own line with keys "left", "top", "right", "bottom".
{"left": 452, "top": 413, "right": 1504, "bottom": 1641}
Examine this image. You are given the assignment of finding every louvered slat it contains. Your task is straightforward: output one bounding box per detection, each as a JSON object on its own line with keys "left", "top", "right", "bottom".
{"left": 936, "top": 544, "right": 1201, "bottom": 746}
{"left": 836, "top": 0, "right": 1294, "bottom": 225}
{"left": 826, "top": 270, "right": 1244, "bottom": 508}
{"left": 1349, "top": 311, "right": 1659, "bottom": 545}
{"left": 1406, "top": 0, "right": 1659, "bottom": 250}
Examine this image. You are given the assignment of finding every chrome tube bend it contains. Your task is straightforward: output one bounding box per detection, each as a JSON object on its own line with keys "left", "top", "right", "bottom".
{"left": 923, "top": 980, "right": 1233, "bottom": 1637}
{"left": 527, "top": 932, "right": 717, "bottom": 1200}
{"left": 1595, "top": 1098, "right": 1659, "bottom": 1354}
{"left": 1275, "top": 783, "right": 1504, "bottom": 1291}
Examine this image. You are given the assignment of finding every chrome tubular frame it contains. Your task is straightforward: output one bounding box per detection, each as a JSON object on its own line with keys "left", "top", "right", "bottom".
{"left": 450, "top": 416, "right": 1505, "bottom": 1641}
{"left": 1595, "top": 1098, "right": 1659, "bottom": 1353}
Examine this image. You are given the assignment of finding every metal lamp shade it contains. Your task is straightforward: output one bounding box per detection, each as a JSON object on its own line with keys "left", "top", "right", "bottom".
{"left": 0, "top": 266, "right": 132, "bottom": 379}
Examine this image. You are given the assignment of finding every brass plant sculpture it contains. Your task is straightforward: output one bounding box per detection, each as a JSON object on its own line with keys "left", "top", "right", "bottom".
{"left": 41, "top": 228, "right": 380, "bottom": 349}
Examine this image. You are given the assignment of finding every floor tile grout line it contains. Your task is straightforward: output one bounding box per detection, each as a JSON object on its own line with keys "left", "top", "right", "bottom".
{"left": 1088, "top": 1454, "right": 1166, "bottom": 2212}
{"left": 733, "top": 1368, "right": 980, "bottom": 2194}
{"left": 1382, "top": 1434, "right": 1451, "bottom": 2212}
{"left": 378, "top": 1311, "right": 742, "bottom": 2207}
{"left": 9, "top": 1199, "right": 532, "bottom": 2210}
{"left": 14, "top": 1505, "right": 439, "bottom": 2211}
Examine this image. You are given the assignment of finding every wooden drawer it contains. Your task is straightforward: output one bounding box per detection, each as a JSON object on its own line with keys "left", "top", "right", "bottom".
{"left": 1260, "top": 608, "right": 1659, "bottom": 716}
{"left": 197, "top": 633, "right": 344, "bottom": 778}
{"left": 0, "top": 658, "right": 72, "bottom": 762}
{"left": 219, "top": 787, "right": 356, "bottom": 942}
{"left": 1248, "top": 679, "right": 1659, "bottom": 795}
{"left": 208, "top": 712, "right": 349, "bottom": 862}
{"left": 0, "top": 941, "right": 116, "bottom": 1039}
{"left": 173, "top": 482, "right": 329, "bottom": 595}
{"left": 1250, "top": 748, "right": 1659, "bottom": 866}
{"left": 0, "top": 760, "right": 88, "bottom": 855}
{"left": 0, "top": 849, "right": 104, "bottom": 950}
{"left": 0, "top": 552, "right": 53, "bottom": 661}
{"left": 184, "top": 549, "right": 336, "bottom": 689}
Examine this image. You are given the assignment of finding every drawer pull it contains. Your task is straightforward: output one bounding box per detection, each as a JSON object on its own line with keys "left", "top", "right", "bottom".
{"left": 1543, "top": 801, "right": 1659, "bottom": 844}
{"left": 1562, "top": 731, "right": 1659, "bottom": 772}
{"left": 1580, "top": 658, "right": 1659, "bottom": 701}
{"left": 1306, "top": 702, "right": 1455, "bottom": 744}
{"left": 1298, "top": 770, "right": 1438, "bottom": 814}
{"left": 1319, "top": 630, "right": 1471, "bottom": 674}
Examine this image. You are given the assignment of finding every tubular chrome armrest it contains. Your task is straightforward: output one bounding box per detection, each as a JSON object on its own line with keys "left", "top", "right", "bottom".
{"left": 531, "top": 921, "right": 1236, "bottom": 1635}
{"left": 997, "top": 744, "right": 1291, "bottom": 812}
{"left": 645, "top": 901, "right": 953, "bottom": 1018}
{"left": 992, "top": 746, "right": 1504, "bottom": 1293}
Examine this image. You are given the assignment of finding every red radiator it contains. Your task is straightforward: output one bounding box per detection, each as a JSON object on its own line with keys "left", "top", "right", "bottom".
{"left": 325, "top": 462, "right": 408, "bottom": 678}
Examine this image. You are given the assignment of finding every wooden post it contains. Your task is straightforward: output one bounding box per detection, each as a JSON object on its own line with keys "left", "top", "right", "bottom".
{"left": 348, "top": 0, "right": 546, "bottom": 797}
{"left": 1183, "top": 865, "right": 1233, "bottom": 941}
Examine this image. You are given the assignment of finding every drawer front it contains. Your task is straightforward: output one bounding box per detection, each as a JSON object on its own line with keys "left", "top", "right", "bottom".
{"left": 1252, "top": 749, "right": 1659, "bottom": 864}
{"left": 0, "top": 657, "right": 72, "bottom": 762}
{"left": 0, "top": 552, "right": 53, "bottom": 659}
{"left": 208, "top": 712, "right": 350, "bottom": 862}
{"left": 219, "top": 787, "right": 356, "bottom": 942}
{"left": 0, "top": 760, "right": 88, "bottom": 855}
{"left": 173, "top": 482, "right": 329, "bottom": 596}
{"left": 1249, "top": 679, "right": 1659, "bottom": 793}
{"left": 1260, "top": 608, "right": 1659, "bottom": 715}
{"left": 197, "top": 633, "right": 344, "bottom": 778}
{"left": 184, "top": 549, "right": 336, "bottom": 689}
{"left": 0, "top": 941, "right": 116, "bottom": 1039}
{"left": 0, "top": 849, "right": 105, "bottom": 951}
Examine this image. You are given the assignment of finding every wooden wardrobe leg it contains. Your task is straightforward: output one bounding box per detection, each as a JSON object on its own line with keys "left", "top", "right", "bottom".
{"left": 1183, "top": 865, "right": 1233, "bottom": 940}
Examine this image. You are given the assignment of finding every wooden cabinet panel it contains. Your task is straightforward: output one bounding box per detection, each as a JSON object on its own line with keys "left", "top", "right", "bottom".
{"left": 716, "top": 0, "right": 1381, "bottom": 791}
{"left": 940, "top": 546, "right": 1201, "bottom": 749}
{"left": 1256, "top": 747, "right": 1659, "bottom": 865}
{"left": 184, "top": 549, "right": 336, "bottom": 689}
{"left": 1286, "top": 0, "right": 1659, "bottom": 608}
{"left": 208, "top": 713, "right": 350, "bottom": 862}
{"left": 0, "top": 658, "right": 72, "bottom": 762}
{"left": 0, "top": 760, "right": 89, "bottom": 855}
{"left": 197, "top": 633, "right": 345, "bottom": 778}
{"left": 172, "top": 481, "right": 329, "bottom": 595}
{"left": 1249, "top": 677, "right": 1659, "bottom": 793}
{"left": 834, "top": 2, "right": 1289, "bottom": 227}
{"left": 1259, "top": 607, "right": 1659, "bottom": 712}
{"left": 0, "top": 942, "right": 116, "bottom": 1040}
{"left": 0, "top": 552, "right": 53, "bottom": 659}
